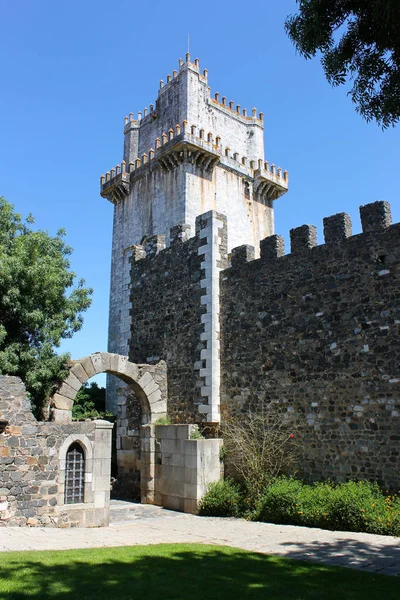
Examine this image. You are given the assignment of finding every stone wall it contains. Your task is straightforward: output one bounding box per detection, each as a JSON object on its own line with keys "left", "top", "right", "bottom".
{"left": 220, "top": 201, "right": 400, "bottom": 489}
{"left": 0, "top": 376, "right": 113, "bottom": 527}
{"left": 130, "top": 211, "right": 228, "bottom": 424}
{"left": 154, "top": 424, "right": 222, "bottom": 514}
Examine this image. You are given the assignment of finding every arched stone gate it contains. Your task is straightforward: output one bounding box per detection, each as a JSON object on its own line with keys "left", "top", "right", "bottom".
{"left": 50, "top": 352, "right": 168, "bottom": 503}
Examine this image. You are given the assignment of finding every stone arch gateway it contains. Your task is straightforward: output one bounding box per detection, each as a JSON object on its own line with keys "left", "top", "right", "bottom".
{"left": 50, "top": 352, "right": 167, "bottom": 424}
{"left": 50, "top": 352, "right": 168, "bottom": 504}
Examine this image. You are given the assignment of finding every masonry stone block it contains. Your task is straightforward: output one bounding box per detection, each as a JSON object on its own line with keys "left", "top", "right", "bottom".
{"left": 58, "top": 382, "right": 77, "bottom": 401}
{"left": 360, "top": 201, "right": 392, "bottom": 233}
{"left": 70, "top": 362, "right": 89, "bottom": 384}
{"left": 90, "top": 352, "right": 104, "bottom": 374}
{"left": 260, "top": 234, "right": 285, "bottom": 261}
{"left": 50, "top": 408, "right": 72, "bottom": 424}
{"left": 100, "top": 353, "right": 112, "bottom": 372}
{"left": 52, "top": 394, "right": 74, "bottom": 411}
{"left": 323, "top": 212, "right": 352, "bottom": 244}
{"left": 123, "top": 362, "right": 139, "bottom": 381}
{"left": 290, "top": 224, "right": 317, "bottom": 254}
{"left": 80, "top": 356, "right": 96, "bottom": 379}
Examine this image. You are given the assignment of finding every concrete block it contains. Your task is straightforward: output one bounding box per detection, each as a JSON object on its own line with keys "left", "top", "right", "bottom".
{"left": 184, "top": 467, "right": 198, "bottom": 484}
{"left": 169, "top": 452, "right": 184, "bottom": 467}
{"left": 161, "top": 438, "right": 181, "bottom": 454}
{"left": 150, "top": 400, "right": 167, "bottom": 415}
{"left": 183, "top": 440, "right": 199, "bottom": 455}
{"left": 93, "top": 475, "right": 111, "bottom": 492}
{"left": 183, "top": 483, "right": 200, "bottom": 499}
{"left": 65, "top": 372, "right": 82, "bottom": 392}
{"left": 177, "top": 425, "right": 192, "bottom": 440}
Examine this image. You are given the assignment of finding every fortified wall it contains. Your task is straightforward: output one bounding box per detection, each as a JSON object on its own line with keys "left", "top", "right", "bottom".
{"left": 129, "top": 212, "right": 228, "bottom": 424}
{"left": 0, "top": 376, "right": 113, "bottom": 527}
{"left": 221, "top": 200, "right": 400, "bottom": 488}
{"left": 128, "top": 201, "right": 400, "bottom": 490}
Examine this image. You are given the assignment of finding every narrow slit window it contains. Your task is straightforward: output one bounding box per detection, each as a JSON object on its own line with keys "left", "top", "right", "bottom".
{"left": 65, "top": 442, "right": 85, "bottom": 504}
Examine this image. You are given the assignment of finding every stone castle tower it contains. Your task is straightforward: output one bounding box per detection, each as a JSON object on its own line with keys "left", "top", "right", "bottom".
{"left": 101, "top": 54, "right": 288, "bottom": 414}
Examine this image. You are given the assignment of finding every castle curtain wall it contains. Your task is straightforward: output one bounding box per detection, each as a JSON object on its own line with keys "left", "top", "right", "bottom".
{"left": 220, "top": 204, "right": 400, "bottom": 489}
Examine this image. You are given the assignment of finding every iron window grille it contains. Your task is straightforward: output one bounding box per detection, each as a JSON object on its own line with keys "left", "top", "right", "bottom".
{"left": 64, "top": 442, "right": 85, "bottom": 504}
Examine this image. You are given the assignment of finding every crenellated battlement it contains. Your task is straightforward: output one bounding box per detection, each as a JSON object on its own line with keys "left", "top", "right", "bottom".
{"left": 228, "top": 201, "right": 394, "bottom": 267}
{"left": 100, "top": 120, "right": 288, "bottom": 204}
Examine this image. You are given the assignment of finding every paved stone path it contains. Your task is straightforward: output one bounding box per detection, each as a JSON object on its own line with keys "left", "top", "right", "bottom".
{"left": 1, "top": 500, "right": 399, "bottom": 577}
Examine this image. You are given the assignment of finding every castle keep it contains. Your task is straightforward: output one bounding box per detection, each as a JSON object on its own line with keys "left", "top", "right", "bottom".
{"left": 101, "top": 54, "right": 288, "bottom": 420}
{"left": 102, "top": 56, "right": 400, "bottom": 490}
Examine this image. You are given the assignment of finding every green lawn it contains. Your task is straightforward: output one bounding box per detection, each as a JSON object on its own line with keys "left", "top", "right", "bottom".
{"left": 0, "top": 543, "right": 397, "bottom": 600}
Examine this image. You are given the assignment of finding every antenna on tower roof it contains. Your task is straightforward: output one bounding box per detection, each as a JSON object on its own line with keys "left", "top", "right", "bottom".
{"left": 188, "top": 33, "right": 190, "bottom": 55}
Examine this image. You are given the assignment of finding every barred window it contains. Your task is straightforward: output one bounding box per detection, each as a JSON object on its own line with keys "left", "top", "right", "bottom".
{"left": 65, "top": 442, "right": 85, "bottom": 504}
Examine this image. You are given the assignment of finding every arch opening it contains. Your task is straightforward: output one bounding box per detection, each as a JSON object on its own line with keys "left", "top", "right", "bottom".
{"left": 50, "top": 353, "right": 168, "bottom": 506}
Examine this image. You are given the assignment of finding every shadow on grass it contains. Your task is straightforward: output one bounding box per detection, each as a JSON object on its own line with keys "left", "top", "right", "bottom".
{"left": 0, "top": 543, "right": 398, "bottom": 600}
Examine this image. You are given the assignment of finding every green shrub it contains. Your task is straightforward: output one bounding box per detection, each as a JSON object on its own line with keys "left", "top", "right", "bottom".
{"left": 153, "top": 416, "right": 172, "bottom": 425}
{"left": 198, "top": 479, "right": 242, "bottom": 517}
{"left": 296, "top": 481, "right": 332, "bottom": 528}
{"left": 323, "top": 480, "right": 380, "bottom": 533}
{"left": 253, "top": 477, "right": 304, "bottom": 524}
{"left": 201, "top": 475, "right": 400, "bottom": 536}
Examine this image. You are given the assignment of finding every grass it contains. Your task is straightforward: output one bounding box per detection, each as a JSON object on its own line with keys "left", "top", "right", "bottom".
{"left": 0, "top": 543, "right": 398, "bottom": 600}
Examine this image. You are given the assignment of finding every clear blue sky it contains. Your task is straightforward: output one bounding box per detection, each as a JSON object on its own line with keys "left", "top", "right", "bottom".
{"left": 1, "top": 0, "right": 399, "bottom": 376}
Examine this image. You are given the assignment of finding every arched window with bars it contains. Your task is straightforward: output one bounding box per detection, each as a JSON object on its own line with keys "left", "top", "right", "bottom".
{"left": 64, "top": 442, "right": 85, "bottom": 504}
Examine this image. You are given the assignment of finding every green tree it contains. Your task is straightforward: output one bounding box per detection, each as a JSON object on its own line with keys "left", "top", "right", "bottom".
{"left": 285, "top": 0, "right": 400, "bottom": 128}
{"left": 0, "top": 197, "right": 92, "bottom": 415}
{"left": 72, "top": 381, "right": 107, "bottom": 420}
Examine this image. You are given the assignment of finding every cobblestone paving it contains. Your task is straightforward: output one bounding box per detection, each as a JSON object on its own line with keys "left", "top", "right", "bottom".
{"left": 1, "top": 501, "right": 399, "bottom": 577}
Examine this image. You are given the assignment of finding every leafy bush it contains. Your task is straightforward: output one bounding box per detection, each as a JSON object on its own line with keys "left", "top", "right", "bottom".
{"left": 200, "top": 475, "right": 400, "bottom": 536}
{"left": 324, "top": 481, "right": 380, "bottom": 533}
{"left": 153, "top": 416, "right": 172, "bottom": 425}
{"left": 198, "top": 479, "right": 242, "bottom": 518}
{"left": 254, "top": 479, "right": 400, "bottom": 536}
{"left": 253, "top": 477, "right": 304, "bottom": 524}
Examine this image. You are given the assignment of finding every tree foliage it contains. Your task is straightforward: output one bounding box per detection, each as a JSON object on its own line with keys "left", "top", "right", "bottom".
{"left": 72, "top": 381, "right": 108, "bottom": 420}
{"left": 0, "top": 197, "right": 92, "bottom": 414}
{"left": 285, "top": 0, "right": 400, "bottom": 128}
